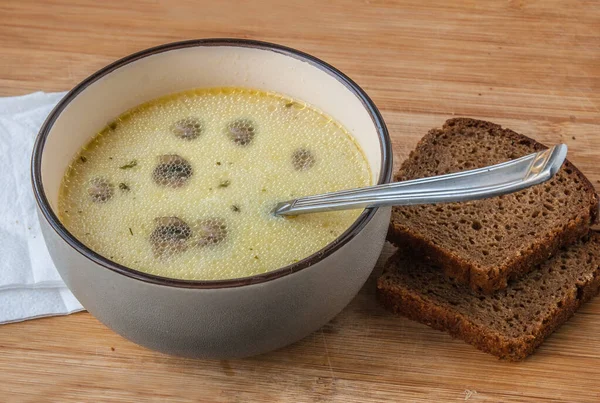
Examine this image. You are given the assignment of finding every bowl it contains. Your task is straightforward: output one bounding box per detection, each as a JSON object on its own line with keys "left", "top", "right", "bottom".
{"left": 31, "top": 39, "right": 392, "bottom": 358}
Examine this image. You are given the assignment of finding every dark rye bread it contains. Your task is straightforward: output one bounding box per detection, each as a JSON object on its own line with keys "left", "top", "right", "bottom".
{"left": 377, "top": 232, "right": 600, "bottom": 361}
{"left": 389, "top": 118, "right": 598, "bottom": 293}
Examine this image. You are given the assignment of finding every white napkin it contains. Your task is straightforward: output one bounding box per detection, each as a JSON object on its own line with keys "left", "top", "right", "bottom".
{"left": 0, "top": 91, "right": 83, "bottom": 324}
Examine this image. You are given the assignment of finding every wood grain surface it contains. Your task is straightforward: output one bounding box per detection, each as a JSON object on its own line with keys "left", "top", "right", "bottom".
{"left": 1, "top": 0, "right": 599, "bottom": 401}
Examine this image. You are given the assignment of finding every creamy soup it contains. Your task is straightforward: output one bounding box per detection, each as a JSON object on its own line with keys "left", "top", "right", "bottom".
{"left": 58, "top": 87, "right": 371, "bottom": 280}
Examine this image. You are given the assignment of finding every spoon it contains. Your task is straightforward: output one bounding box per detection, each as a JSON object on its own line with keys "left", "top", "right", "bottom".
{"left": 273, "top": 144, "right": 567, "bottom": 216}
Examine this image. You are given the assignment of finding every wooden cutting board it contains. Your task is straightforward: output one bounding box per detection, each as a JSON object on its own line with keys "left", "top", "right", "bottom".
{"left": 0, "top": 1, "right": 598, "bottom": 401}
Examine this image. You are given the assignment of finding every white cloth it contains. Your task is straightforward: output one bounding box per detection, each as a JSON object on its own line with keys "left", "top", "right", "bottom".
{"left": 0, "top": 91, "right": 83, "bottom": 323}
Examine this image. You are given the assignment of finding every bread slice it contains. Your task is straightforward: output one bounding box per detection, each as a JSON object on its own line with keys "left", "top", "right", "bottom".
{"left": 389, "top": 118, "right": 598, "bottom": 293}
{"left": 377, "top": 232, "right": 600, "bottom": 361}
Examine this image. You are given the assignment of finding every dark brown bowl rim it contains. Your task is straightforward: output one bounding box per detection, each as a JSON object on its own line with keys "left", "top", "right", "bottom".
{"left": 31, "top": 38, "right": 392, "bottom": 289}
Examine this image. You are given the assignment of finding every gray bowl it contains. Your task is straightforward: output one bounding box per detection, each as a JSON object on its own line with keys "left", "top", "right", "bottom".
{"left": 31, "top": 39, "right": 392, "bottom": 358}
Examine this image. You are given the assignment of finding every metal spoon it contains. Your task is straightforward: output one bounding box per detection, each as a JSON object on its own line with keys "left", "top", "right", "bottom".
{"left": 273, "top": 144, "right": 567, "bottom": 216}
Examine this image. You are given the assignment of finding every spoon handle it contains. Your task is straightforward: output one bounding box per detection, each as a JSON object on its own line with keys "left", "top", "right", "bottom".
{"left": 273, "top": 144, "right": 568, "bottom": 216}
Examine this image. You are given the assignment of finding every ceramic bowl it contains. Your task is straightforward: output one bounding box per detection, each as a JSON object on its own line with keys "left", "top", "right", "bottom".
{"left": 31, "top": 39, "right": 392, "bottom": 358}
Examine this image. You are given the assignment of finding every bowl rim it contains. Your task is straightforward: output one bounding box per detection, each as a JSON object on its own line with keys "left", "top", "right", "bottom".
{"left": 31, "top": 38, "right": 393, "bottom": 289}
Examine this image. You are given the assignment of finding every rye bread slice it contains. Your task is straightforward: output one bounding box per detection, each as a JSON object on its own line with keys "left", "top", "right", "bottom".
{"left": 388, "top": 118, "right": 598, "bottom": 293}
{"left": 377, "top": 232, "right": 600, "bottom": 361}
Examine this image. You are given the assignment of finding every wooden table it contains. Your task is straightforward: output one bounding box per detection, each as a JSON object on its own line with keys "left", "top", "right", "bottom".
{"left": 1, "top": 1, "right": 599, "bottom": 401}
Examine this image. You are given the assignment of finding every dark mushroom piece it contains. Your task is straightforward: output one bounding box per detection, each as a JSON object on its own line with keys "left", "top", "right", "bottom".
{"left": 171, "top": 117, "right": 203, "bottom": 140}
{"left": 152, "top": 154, "right": 193, "bottom": 188}
{"left": 195, "top": 218, "right": 228, "bottom": 247}
{"left": 88, "top": 177, "right": 114, "bottom": 203}
{"left": 291, "top": 148, "right": 316, "bottom": 171}
{"left": 150, "top": 217, "right": 192, "bottom": 258}
{"left": 226, "top": 119, "right": 256, "bottom": 146}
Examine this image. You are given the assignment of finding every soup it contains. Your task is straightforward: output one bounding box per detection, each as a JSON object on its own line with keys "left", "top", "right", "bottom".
{"left": 58, "top": 87, "right": 371, "bottom": 280}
